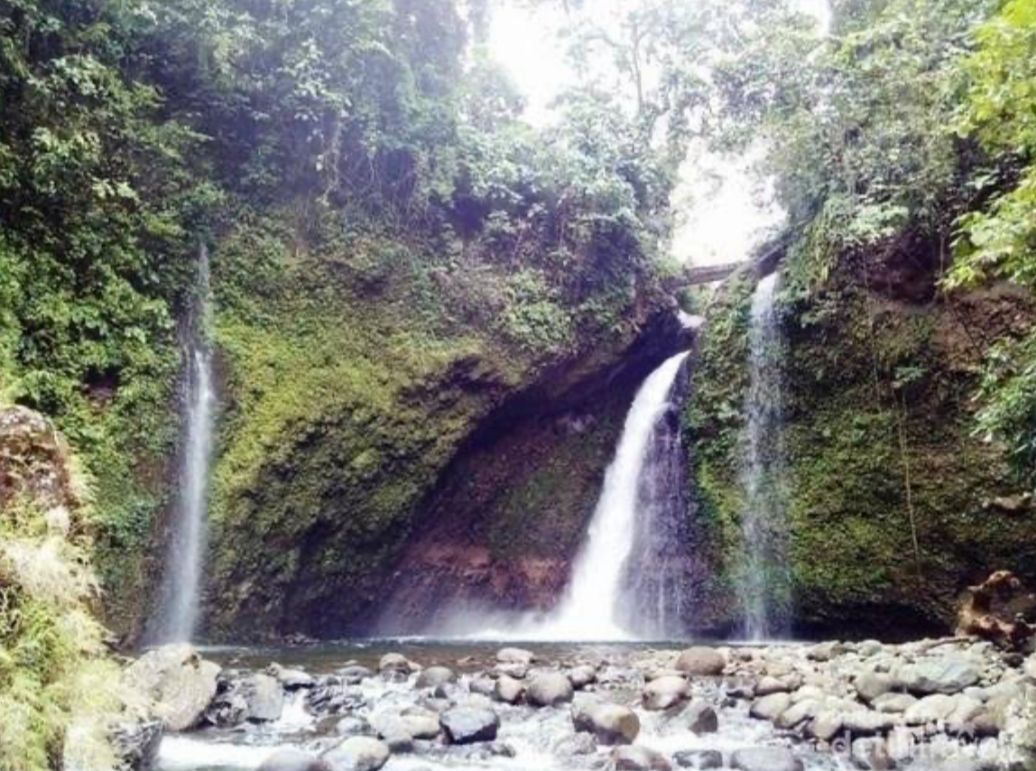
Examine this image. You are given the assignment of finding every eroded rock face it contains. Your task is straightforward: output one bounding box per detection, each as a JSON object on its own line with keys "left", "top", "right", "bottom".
{"left": 123, "top": 644, "right": 221, "bottom": 731}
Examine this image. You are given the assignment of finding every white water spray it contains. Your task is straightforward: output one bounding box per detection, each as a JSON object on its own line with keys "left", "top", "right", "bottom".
{"left": 149, "top": 244, "right": 216, "bottom": 643}
{"left": 541, "top": 351, "right": 690, "bottom": 640}
{"left": 738, "top": 272, "right": 790, "bottom": 640}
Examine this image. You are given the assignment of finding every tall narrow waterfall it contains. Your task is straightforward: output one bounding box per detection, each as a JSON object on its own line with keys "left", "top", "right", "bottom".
{"left": 149, "top": 244, "right": 216, "bottom": 644}
{"left": 738, "top": 272, "right": 791, "bottom": 640}
{"left": 545, "top": 351, "right": 690, "bottom": 640}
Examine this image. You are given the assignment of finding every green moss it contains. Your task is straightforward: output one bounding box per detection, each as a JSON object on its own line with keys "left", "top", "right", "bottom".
{"left": 686, "top": 263, "right": 1036, "bottom": 636}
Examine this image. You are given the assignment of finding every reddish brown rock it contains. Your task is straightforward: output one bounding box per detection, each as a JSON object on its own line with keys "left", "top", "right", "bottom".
{"left": 956, "top": 570, "right": 1036, "bottom": 651}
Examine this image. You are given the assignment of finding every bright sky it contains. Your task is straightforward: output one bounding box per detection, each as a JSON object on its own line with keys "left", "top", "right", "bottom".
{"left": 488, "top": 0, "right": 831, "bottom": 266}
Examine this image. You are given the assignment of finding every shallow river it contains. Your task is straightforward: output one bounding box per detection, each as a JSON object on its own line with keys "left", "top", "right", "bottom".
{"left": 153, "top": 639, "right": 852, "bottom": 771}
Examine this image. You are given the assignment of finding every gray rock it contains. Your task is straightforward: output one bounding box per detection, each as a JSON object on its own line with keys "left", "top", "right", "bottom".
{"left": 493, "top": 662, "right": 528, "bottom": 679}
{"left": 611, "top": 746, "right": 673, "bottom": 770}
{"left": 399, "top": 712, "right": 441, "bottom": 740}
{"left": 903, "top": 694, "right": 957, "bottom": 724}
{"left": 526, "top": 671, "right": 574, "bottom": 707}
{"left": 674, "top": 647, "right": 725, "bottom": 676}
{"left": 321, "top": 737, "right": 390, "bottom": 771}
{"left": 872, "top": 693, "right": 917, "bottom": 713}
{"left": 807, "top": 641, "right": 845, "bottom": 662}
{"left": 946, "top": 695, "right": 985, "bottom": 731}
{"left": 554, "top": 732, "right": 597, "bottom": 756}
{"left": 673, "top": 750, "right": 723, "bottom": 769}
{"left": 896, "top": 657, "right": 979, "bottom": 695}
{"left": 123, "top": 644, "right": 221, "bottom": 732}
{"left": 243, "top": 673, "right": 284, "bottom": 722}
{"left": 268, "top": 663, "right": 315, "bottom": 690}
{"left": 775, "top": 698, "right": 822, "bottom": 729}
{"left": 855, "top": 670, "right": 895, "bottom": 703}
{"left": 496, "top": 647, "right": 534, "bottom": 665}
{"left": 493, "top": 674, "right": 524, "bottom": 704}
{"left": 378, "top": 653, "right": 416, "bottom": 678}
{"left": 684, "top": 702, "right": 718, "bottom": 734}
{"left": 731, "top": 747, "right": 804, "bottom": 771}
{"left": 643, "top": 675, "right": 690, "bottom": 711}
{"left": 755, "top": 676, "right": 790, "bottom": 696}
{"left": 578, "top": 702, "right": 640, "bottom": 745}
{"left": 842, "top": 710, "right": 899, "bottom": 735}
{"left": 568, "top": 665, "right": 597, "bottom": 689}
{"left": 749, "top": 692, "right": 791, "bottom": 721}
{"left": 850, "top": 737, "right": 894, "bottom": 770}
{"left": 469, "top": 676, "right": 495, "bottom": 696}
{"left": 439, "top": 707, "right": 500, "bottom": 744}
{"left": 415, "top": 666, "right": 455, "bottom": 689}
{"left": 338, "top": 666, "right": 373, "bottom": 685}
{"left": 109, "top": 718, "right": 163, "bottom": 770}
{"left": 335, "top": 716, "right": 372, "bottom": 737}
{"left": 259, "top": 749, "right": 331, "bottom": 771}
{"left": 808, "top": 711, "right": 843, "bottom": 741}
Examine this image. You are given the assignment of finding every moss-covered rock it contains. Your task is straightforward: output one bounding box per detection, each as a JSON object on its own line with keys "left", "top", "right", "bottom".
{"left": 201, "top": 209, "right": 675, "bottom": 640}
{"left": 686, "top": 250, "right": 1036, "bottom": 638}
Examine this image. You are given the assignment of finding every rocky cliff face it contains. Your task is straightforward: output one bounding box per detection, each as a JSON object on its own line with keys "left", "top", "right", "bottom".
{"left": 686, "top": 244, "right": 1036, "bottom": 639}
{"left": 200, "top": 213, "right": 684, "bottom": 641}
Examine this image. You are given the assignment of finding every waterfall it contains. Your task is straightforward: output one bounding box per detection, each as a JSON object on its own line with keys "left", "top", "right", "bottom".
{"left": 738, "top": 272, "right": 791, "bottom": 640}
{"left": 148, "top": 244, "right": 216, "bottom": 644}
{"left": 543, "top": 351, "right": 691, "bottom": 640}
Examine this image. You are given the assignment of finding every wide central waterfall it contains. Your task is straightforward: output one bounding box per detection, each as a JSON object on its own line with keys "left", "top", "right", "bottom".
{"left": 738, "top": 272, "right": 791, "bottom": 640}
{"left": 148, "top": 244, "right": 216, "bottom": 644}
{"left": 543, "top": 351, "right": 691, "bottom": 640}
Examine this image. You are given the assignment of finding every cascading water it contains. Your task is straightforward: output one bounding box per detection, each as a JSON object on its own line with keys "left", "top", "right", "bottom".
{"left": 148, "top": 244, "right": 216, "bottom": 644}
{"left": 542, "top": 351, "right": 691, "bottom": 640}
{"left": 738, "top": 272, "right": 791, "bottom": 640}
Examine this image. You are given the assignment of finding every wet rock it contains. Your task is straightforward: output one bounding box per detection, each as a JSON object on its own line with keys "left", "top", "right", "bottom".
{"left": 526, "top": 671, "right": 574, "bottom": 707}
{"left": 439, "top": 706, "right": 500, "bottom": 744}
{"left": 872, "top": 693, "right": 917, "bottom": 713}
{"left": 851, "top": 737, "right": 894, "bottom": 770}
{"left": 123, "top": 644, "right": 221, "bottom": 732}
{"left": 807, "top": 642, "right": 846, "bottom": 662}
{"left": 749, "top": 691, "right": 791, "bottom": 721}
{"left": 496, "top": 647, "right": 535, "bottom": 665}
{"left": 242, "top": 673, "right": 285, "bottom": 722}
{"left": 674, "top": 647, "right": 725, "bottom": 676}
{"left": 775, "top": 698, "right": 822, "bottom": 729}
{"left": 378, "top": 653, "right": 417, "bottom": 681}
{"left": 643, "top": 675, "right": 690, "bottom": 711}
{"left": 730, "top": 747, "right": 804, "bottom": 771}
{"left": 904, "top": 694, "right": 957, "bottom": 724}
{"left": 896, "top": 656, "right": 979, "bottom": 695}
{"left": 415, "top": 666, "right": 455, "bottom": 689}
{"left": 842, "top": 710, "right": 899, "bottom": 735}
{"left": 855, "top": 670, "right": 895, "bottom": 703}
{"left": 469, "top": 676, "right": 495, "bottom": 696}
{"left": 572, "top": 700, "right": 640, "bottom": 745}
{"left": 321, "top": 736, "right": 390, "bottom": 771}
{"left": 269, "top": 663, "right": 315, "bottom": 690}
{"left": 492, "top": 662, "right": 528, "bottom": 679}
{"left": 611, "top": 745, "right": 672, "bottom": 770}
{"left": 335, "top": 716, "right": 372, "bottom": 737}
{"left": 946, "top": 695, "right": 985, "bottom": 731}
{"left": 381, "top": 730, "right": 413, "bottom": 754}
{"left": 259, "top": 749, "right": 332, "bottom": 771}
{"left": 493, "top": 674, "right": 524, "bottom": 704}
{"left": 398, "top": 709, "right": 442, "bottom": 740}
{"left": 554, "top": 732, "right": 597, "bottom": 756}
{"left": 755, "top": 676, "right": 790, "bottom": 696}
{"left": 808, "top": 711, "right": 843, "bottom": 741}
{"left": 204, "top": 685, "right": 248, "bottom": 727}
{"left": 568, "top": 664, "right": 597, "bottom": 689}
{"left": 109, "top": 718, "right": 163, "bottom": 770}
{"left": 683, "top": 702, "right": 718, "bottom": 734}
{"left": 673, "top": 750, "right": 723, "bottom": 769}
{"left": 339, "top": 666, "right": 374, "bottom": 685}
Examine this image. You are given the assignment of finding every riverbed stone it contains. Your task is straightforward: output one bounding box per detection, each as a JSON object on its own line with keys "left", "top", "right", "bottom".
{"left": 493, "top": 674, "right": 524, "bottom": 704}
{"left": 439, "top": 706, "right": 500, "bottom": 744}
{"left": 904, "top": 694, "right": 958, "bottom": 724}
{"left": 872, "top": 693, "right": 917, "bottom": 713}
{"left": 526, "top": 671, "right": 574, "bottom": 706}
{"left": 896, "top": 657, "right": 979, "bottom": 695}
{"left": 808, "top": 711, "right": 843, "bottom": 741}
{"left": 644, "top": 675, "right": 690, "bottom": 710}
{"left": 415, "top": 666, "right": 455, "bottom": 689}
{"left": 268, "top": 663, "right": 314, "bottom": 690}
{"left": 109, "top": 718, "right": 163, "bottom": 770}
{"left": 749, "top": 691, "right": 791, "bottom": 721}
{"left": 321, "top": 737, "right": 390, "bottom": 771}
{"left": 335, "top": 716, "right": 372, "bottom": 737}
{"left": 242, "top": 673, "right": 284, "bottom": 722}
{"left": 123, "top": 644, "right": 221, "bottom": 732}
{"left": 683, "top": 702, "right": 718, "bottom": 734}
{"left": 850, "top": 737, "right": 894, "bottom": 770}
{"left": 675, "top": 647, "right": 725, "bottom": 676}
{"left": 496, "top": 647, "right": 534, "bottom": 665}
{"left": 731, "top": 747, "right": 803, "bottom": 771}
{"left": 259, "top": 749, "right": 332, "bottom": 771}
{"left": 339, "top": 666, "right": 373, "bottom": 685}
{"left": 611, "top": 745, "right": 673, "bottom": 770}
{"left": 842, "top": 709, "right": 899, "bottom": 735}
{"left": 855, "top": 670, "right": 895, "bottom": 703}
{"left": 582, "top": 702, "right": 640, "bottom": 745}
{"left": 755, "top": 676, "right": 790, "bottom": 696}
{"left": 568, "top": 664, "right": 597, "bottom": 689}
{"left": 673, "top": 750, "right": 723, "bottom": 769}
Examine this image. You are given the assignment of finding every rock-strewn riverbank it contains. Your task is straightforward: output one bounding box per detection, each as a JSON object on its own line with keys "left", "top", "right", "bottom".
{"left": 133, "top": 638, "right": 1036, "bottom": 771}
